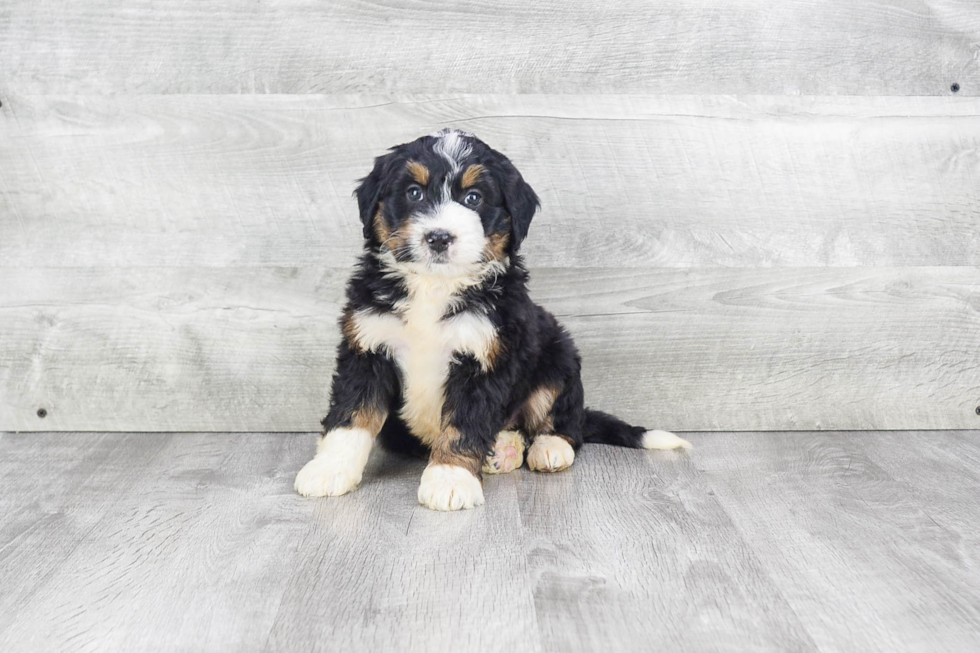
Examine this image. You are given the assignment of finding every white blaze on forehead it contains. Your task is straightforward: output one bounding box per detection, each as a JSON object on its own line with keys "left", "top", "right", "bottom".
{"left": 432, "top": 129, "right": 475, "bottom": 200}
{"left": 431, "top": 128, "right": 474, "bottom": 174}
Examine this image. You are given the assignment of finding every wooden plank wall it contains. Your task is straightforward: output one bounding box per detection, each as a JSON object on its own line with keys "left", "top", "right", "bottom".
{"left": 1, "top": 1, "right": 979, "bottom": 432}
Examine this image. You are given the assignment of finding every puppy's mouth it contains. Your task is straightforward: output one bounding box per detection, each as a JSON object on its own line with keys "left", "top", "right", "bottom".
{"left": 419, "top": 249, "right": 460, "bottom": 271}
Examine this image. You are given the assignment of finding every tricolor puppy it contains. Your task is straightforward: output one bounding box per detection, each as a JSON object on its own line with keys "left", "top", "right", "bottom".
{"left": 295, "top": 129, "right": 691, "bottom": 511}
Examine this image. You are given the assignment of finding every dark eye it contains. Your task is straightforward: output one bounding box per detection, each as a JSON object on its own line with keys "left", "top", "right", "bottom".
{"left": 407, "top": 186, "right": 424, "bottom": 202}
{"left": 464, "top": 191, "right": 482, "bottom": 207}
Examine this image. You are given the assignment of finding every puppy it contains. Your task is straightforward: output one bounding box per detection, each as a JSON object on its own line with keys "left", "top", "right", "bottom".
{"left": 295, "top": 129, "right": 691, "bottom": 511}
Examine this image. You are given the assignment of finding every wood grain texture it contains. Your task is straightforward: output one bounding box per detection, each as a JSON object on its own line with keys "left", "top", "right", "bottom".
{"left": 0, "top": 432, "right": 539, "bottom": 653}
{"left": 265, "top": 447, "right": 539, "bottom": 653}
{"left": 699, "top": 431, "right": 980, "bottom": 652}
{"left": 0, "top": 0, "right": 977, "bottom": 95}
{"left": 858, "top": 431, "right": 980, "bottom": 554}
{"left": 0, "top": 432, "right": 318, "bottom": 651}
{"left": 3, "top": 431, "right": 980, "bottom": 651}
{"left": 3, "top": 266, "right": 978, "bottom": 432}
{"left": 517, "top": 444, "right": 817, "bottom": 652}
{"left": 0, "top": 433, "right": 312, "bottom": 651}
{"left": 0, "top": 432, "right": 172, "bottom": 638}
{"left": 2, "top": 94, "right": 979, "bottom": 269}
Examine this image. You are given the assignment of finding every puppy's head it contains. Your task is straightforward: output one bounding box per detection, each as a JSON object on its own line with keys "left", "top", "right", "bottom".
{"left": 354, "top": 129, "right": 539, "bottom": 275}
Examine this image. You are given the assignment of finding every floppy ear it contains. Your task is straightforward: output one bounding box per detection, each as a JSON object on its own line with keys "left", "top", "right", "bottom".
{"left": 354, "top": 149, "right": 405, "bottom": 240}
{"left": 492, "top": 154, "right": 540, "bottom": 251}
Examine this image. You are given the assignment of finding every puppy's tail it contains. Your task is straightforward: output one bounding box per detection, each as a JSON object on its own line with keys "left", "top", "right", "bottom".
{"left": 582, "top": 409, "right": 692, "bottom": 451}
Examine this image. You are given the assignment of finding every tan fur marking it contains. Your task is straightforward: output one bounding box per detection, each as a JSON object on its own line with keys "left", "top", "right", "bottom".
{"left": 406, "top": 160, "right": 430, "bottom": 185}
{"left": 351, "top": 408, "right": 388, "bottom": 434}
{"left": 390, "top": 223, "right": 412, "bottom": 252}
{"left": 484, "top": 231, "right": 510, "bottom": 262}
{"left": 523, "top": 385, "right": 560, "bottom": 434}
{"left": 424, "top": 422, "right": 483, "bottom": 478}
{"left": 484, "top": 334, "right": 503, "bottom": 371}
{"left": 340, "top": 309, "right": 358, "bottom": 348}
{"left": 434, "top": 452, "right": 482, "bottom": 479}
{"left": 460, "top": 164, "right": 485, "bottom": 189}
{"left": 338, "top": 314, "right": 390, "bottom": 432}
{"left": 372, "top": 204, "right": 392, "bottom": 243}
{"left": 373, "top": 203, "right": 411, "bottom": 254}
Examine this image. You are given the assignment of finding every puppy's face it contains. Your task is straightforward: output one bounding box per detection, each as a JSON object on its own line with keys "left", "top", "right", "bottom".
{"left": 355, "top": 130, "right": 539, "bottom": 275}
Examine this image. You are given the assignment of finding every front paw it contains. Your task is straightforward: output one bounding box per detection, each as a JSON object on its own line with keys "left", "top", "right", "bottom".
{"left": 417, "top": 464, "right": 485, "bottom": 511}
{"left": 294, "top": 427, "right": 374, "bottom": 497}
{"left": 294, "top": 454, "right": 363, "bottom": 497}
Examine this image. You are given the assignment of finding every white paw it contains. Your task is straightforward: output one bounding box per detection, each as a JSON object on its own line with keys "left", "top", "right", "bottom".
{"left": 294, "top": 427, "right": 374, "bottom": 497}
{"left": 483, "top": 430, "right": 525, "bottom": 475}
{"left": 527, "top": 435, "right": 575, "bottom": 473}
{"left": 417, "top": 464, "right": 485, "bottom": 511}
{"left": 294, "top": 455, "right": 363, "bottom": 497}
{"left": 641, "top": 429, "right": 693, "bottom": 451}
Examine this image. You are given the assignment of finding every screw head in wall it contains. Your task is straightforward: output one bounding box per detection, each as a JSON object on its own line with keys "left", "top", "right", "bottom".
{"left": 37, "top": 408, "right": 47, "bottom": 418}
{"left": 951, "top": 83, "right": 961, "bottom": 93}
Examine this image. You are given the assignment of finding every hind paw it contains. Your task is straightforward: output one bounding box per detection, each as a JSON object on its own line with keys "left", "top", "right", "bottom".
{"left": 483, "top": 430, "right": 525, "bottom": 475}
{"left": 527, "top": 435, "right": 575, "bottom": 473}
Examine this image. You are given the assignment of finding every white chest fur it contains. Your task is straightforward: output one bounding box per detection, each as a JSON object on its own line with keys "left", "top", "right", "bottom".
{"left": 350, "top": 275, "right": 498, "bottom": 443}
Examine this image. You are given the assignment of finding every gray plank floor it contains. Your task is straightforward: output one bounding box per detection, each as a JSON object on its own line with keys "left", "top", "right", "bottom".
{"left": 1, "top": 431, "right": 979, "bottom": 652}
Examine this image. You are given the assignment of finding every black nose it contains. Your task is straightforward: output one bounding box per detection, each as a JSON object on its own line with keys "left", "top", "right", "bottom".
{"left": 424, "top": 230, "right": 456, "bottom": 254}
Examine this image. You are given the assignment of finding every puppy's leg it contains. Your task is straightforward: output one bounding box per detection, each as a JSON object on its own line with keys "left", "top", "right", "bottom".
{"left": 483, "top": 429, "right": 525, "bottom": 475}
{"left": 294, "top": 426, "right": 376, "bottom": 497}
{"left": 417, "top": 357, "right": 508, "bottom": 511}
{"left": 418, "top": 425, "right": 490, "bottom": 511}
{"left": 295, "top": 342, "right": 398, "bottom": 497}
{"left": 418, "top": 452, "right": 486, "bottom": 511}
{"left": 524, "top": 374, "right": 584, "bottom": 474}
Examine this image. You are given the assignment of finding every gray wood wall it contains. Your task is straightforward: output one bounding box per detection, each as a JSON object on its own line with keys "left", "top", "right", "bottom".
{"left": 2, "top": 1, "right": 979, "bottom": 432}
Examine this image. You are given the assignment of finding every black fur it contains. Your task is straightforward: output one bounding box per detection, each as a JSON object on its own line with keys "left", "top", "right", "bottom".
{"left": 322, "top": 130, "right": 651, "bottom": 477}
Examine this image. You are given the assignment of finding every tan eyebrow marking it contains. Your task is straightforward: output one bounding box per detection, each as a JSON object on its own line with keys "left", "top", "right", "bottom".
{"left": 461, "top": 164, "right": 485, "bottom": 189}
{"left": 406, "top": 160, "right": 430, "bottom": 185}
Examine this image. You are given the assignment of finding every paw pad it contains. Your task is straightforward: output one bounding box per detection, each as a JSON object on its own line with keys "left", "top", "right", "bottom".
{"left": 483, "top": 430, "right": 525, "bottom": 475}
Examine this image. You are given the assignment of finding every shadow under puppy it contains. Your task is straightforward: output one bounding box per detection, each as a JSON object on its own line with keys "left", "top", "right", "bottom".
{"left": 295, "top": 129, "right": 691, "bottom": 511}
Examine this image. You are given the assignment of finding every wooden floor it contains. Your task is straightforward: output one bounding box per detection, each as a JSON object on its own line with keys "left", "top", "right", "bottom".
{"left": 2, "top": 431, "right": 979, "bottom": 652}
